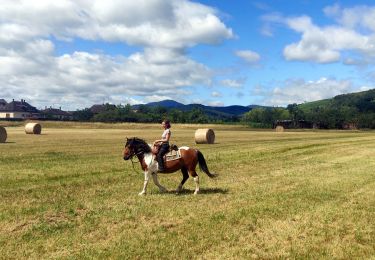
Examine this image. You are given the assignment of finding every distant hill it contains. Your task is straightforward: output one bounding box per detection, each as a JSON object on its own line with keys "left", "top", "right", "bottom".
{"left": 296, "top": 88, "right": 375, "bottom": 129}
{"left": 133, "top": 99, "right": 267, "bottom": 118}
{"left": 298, "top": 99, "right": 331, "bottom": 112}
{"left": 298, "top": 89, "right": 375, "bottom": 112}
{"left": 144, "top": 100, "right": 185, "bottom": 109}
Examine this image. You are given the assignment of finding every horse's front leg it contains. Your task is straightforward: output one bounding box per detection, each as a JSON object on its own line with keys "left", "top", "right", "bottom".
{"left": 152, "top": 173, "right": 167, "bottom": 193}
{"left": 139, "top": 171, "right": 150, "bottom": 195}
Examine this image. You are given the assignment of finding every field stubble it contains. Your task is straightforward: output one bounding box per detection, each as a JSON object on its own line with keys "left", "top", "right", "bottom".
{"left": 1, "top": 123, "right": 375, "bottom": 259}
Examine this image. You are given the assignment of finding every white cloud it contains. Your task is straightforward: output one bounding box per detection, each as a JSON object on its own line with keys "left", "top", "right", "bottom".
{"left": 359, "top": 86, "right": 373, "bottom": 91}
{"left": 260, "top": 12, "right": 285, "bottom": 37}
{"left": 256, "top": 77, "right": 353, "bottom": 106}
{"left": 1, "top": 49, "right": 211, "bottom": 109}
{"left": 211, "top": 91, "right": 222, "bottom": 97}
{"left": 324, "top": 4, "right": 375, "bottom": 31}
{"left": 207, "top": 101, "right": 224, "bottom": 107}
{"left": 0, "top": 0, "right": 233, "bottom": 109}
{"left": 235, "top": 50, "right": 261, "bottom": 63}
{"left": 275, "top": 5, "right": 375, "bottom": 63}
{"left": 0, "top": 0, "right": 233, "bottom": 49}
{"left": 220, "top": 78, "right": 245, "bottom": 88}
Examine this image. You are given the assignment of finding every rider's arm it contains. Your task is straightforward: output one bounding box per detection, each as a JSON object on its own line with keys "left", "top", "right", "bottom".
{"left": 153, "top": 132, "right": 170, "bottom": 145}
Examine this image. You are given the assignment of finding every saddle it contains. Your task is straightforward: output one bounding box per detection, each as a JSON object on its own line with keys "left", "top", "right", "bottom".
{"left": 152, "top": 144, "right": 181, "bottom": 161}
{"left": 165, "top": 148, "right": 181, "bottom": 161}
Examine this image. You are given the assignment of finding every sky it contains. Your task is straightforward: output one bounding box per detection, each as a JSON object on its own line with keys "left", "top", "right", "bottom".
{"left": 1, "top": 0, "right": 375, "bottom": 110}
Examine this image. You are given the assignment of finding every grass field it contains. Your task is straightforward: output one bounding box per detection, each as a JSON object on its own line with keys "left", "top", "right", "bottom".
{"left": 1, "top": 122, "right": 375, "bottom": 259}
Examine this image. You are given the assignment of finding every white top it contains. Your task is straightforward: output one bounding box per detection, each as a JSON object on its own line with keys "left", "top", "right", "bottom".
{"left": 162, "top": 128, "right": 171, "bottom": 139}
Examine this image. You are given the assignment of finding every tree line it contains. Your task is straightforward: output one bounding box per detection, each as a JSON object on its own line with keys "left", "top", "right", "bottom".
{"left": 71, "top": 89, "right": 375, "bottom": 129}
{"left": 72, "top": 104, "right": 226, "bottom": 124}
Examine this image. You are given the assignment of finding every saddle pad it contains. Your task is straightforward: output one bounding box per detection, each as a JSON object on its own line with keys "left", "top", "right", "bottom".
{"left": 165, "top": 149, "right": 181, "bottom": 161}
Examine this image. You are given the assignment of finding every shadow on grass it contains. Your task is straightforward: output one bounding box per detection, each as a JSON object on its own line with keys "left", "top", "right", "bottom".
{"left": 155, "top": 187, "right": 228, "bottom": 196}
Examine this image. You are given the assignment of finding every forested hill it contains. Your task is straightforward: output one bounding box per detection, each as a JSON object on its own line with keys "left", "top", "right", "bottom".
{"left": 242, "top": 88, "right": 375, "bottom": 129}
{"left": 298, "top": 88, "right": 375, "bottom": 128}
{"left": 132, "top": 100, "right": 263, "bottom": 116}
{"left": 299, "top": 89, "right": 375, "bottom": 112}
{"left": 73, "top": 100, "right": 265, "bottom": 123}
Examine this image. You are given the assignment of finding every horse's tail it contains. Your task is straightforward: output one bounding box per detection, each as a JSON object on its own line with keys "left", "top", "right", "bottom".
{"left": 197, "top": 150, "right": 218, "bottom": 178}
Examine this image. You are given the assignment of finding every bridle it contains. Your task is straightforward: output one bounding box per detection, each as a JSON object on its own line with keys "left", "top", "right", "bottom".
{"left": 126, "top": 145, "right": 145, "bottom": 160}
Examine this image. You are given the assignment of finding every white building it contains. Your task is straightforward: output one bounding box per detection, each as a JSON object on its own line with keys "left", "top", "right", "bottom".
{"left": 0, "top": 99, "right": 40, "bottom": 119}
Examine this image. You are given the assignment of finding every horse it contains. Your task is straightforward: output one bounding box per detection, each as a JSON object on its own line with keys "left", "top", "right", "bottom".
{"left": 123, "top": 137, "right": 217, "bottom": 195}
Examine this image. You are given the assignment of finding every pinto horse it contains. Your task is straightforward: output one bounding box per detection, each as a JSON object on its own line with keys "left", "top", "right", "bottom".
{"left": 123, "top": 137, "right": 217, "bottom": 195}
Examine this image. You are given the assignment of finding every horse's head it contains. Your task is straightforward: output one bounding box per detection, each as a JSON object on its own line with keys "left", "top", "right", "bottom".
{"left": 123, "top": 137, "right": 151, "bottom": 160}
{"left": 123, "top": 137, "right": 135, "bottom": 160}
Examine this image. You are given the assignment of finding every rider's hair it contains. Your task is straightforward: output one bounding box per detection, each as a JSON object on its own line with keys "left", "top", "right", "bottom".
{"left": 163, "top": 119, "right": 171, "bottom": 129}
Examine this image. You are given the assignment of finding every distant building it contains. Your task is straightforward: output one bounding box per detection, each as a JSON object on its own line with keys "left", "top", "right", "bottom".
{"left": 0, "top": 99, "right": 7, "bottom": 108}
{"left": 0, "top": 99, "right": 40, "bottom": 119}
{"left": 274, "top": 120, "right": 313, "bottom": 129}
{"left": 40, "top": 107, "right": 73, "bottom": 120}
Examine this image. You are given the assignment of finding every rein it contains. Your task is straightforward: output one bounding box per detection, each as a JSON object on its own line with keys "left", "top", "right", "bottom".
{"left": 129, "top": 150, "right": 146, "bottom": 175}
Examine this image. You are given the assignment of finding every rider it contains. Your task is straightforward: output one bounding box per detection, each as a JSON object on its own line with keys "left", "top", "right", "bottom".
{"left": 153, "top": 119, "right": 171, "bottom": 172}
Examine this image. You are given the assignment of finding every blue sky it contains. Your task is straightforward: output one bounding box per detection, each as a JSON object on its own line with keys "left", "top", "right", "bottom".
{"left": 1, "top": 0, "right": 375, "bottom": 110}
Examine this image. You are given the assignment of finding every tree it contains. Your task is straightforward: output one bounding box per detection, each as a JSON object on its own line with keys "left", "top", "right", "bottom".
{"left": 287, "top": 103, "right": 305, "bottom": 123}
{"left": 188, "top": 108, "right": 208, "bottom": 123}
{"left": 73, "top": 108, "right": 94, "bottom": 121}
{"left": 242, "top": 107, "right": 289, "bottom": 127}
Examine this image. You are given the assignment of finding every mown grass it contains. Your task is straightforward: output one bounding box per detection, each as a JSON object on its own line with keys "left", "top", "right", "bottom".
{"left": 1, "top": 123, "right": 375, "bottom": 259}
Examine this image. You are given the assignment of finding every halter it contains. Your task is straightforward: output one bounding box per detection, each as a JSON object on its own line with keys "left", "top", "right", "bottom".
{"left": 126, "top": 147, "right": 144, "bottom": 163}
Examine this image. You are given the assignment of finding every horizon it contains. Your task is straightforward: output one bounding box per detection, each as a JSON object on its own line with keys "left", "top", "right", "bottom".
{"left": 1, "top": 97, "right": 265, "bottom": 111}
{"left": 2, "top": 85, "right": 373, "bottom": 111}
{"left": 2, "top": 0, "right": 375, "bottom": 110}
{"left": 3, "top": 84, "right": 374, "bottom": 111}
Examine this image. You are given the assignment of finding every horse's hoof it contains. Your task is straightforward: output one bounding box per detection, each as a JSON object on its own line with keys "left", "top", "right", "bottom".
{"left": 138, "top": 192, "right": 146, "bottom": 196}
{"left": 194, "top": 190, "right": 200, "bottom": 195}
{"left": 160, "top": 188, "right": 168, "bottom": 193}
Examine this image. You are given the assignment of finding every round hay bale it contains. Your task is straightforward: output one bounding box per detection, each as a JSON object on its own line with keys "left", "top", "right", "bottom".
{"left": 25, "top": 123, "right": 42, "bottom": 134}
{"left": 0, "top": 126, "right": 7, "bottom": 143}
{"left": 275, "top": 125, "right": 284, "bottom": 132}
{"left": 195, "top": 128, "right": 215, "bottom": 144}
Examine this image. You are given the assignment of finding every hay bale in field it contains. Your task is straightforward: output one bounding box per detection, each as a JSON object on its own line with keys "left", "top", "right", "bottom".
{"left": 275, "top": 125, "right": 284, "bottom": 132}
{"left": 25, "top": 123, "right": 42, "bottom": 134}
{"left": 195, "top": 128, "right": 215, "bottom": 144}
{"left": 0, "top": 126, "right": 7, "bottom": 143}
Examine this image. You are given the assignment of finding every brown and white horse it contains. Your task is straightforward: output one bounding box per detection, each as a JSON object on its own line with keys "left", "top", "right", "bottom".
{"left": 123, "top": 137, "right": 217, "bottom": 195}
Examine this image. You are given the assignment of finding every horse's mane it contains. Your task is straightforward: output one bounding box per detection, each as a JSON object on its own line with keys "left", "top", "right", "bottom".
{"left": 128, "top": 137, "right": 152, "bottom": 153}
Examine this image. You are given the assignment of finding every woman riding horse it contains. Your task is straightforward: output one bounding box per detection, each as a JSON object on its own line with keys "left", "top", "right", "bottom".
{"left": 123, "top": 137, "right": 217, "bottom": 195}
{"left": 153, "top": 119, "right": 171, "bottom": 172}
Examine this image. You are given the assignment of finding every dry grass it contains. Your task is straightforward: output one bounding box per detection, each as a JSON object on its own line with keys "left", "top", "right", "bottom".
{"left": 1, "top": 122, "right": 375, "bottom": 258}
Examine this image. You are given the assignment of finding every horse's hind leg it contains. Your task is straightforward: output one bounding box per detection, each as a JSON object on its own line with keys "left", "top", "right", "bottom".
{"left": 176, "top": 167, "right": 189, "bottom": 193}
{"left": 152, "top": 173, "right": 167, "bottom": 193}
